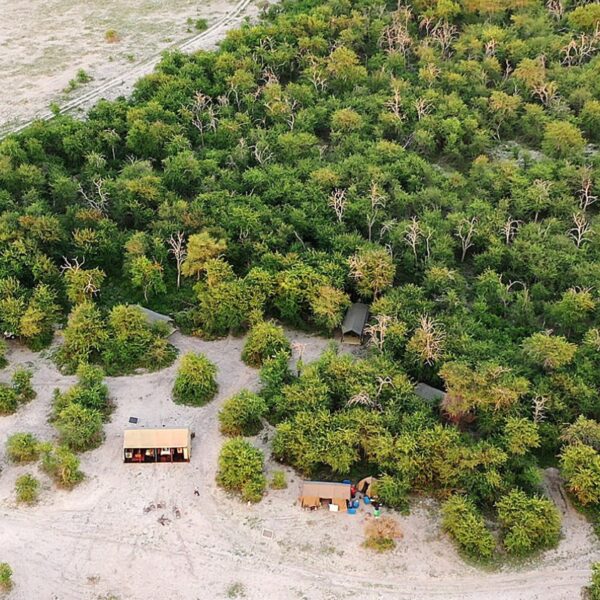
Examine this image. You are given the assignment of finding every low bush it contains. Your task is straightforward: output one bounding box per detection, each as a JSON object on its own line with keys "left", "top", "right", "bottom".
{"left": 241, "top": 321, "right": 291, "bottom": 367}
{"left": 363, "top": 516, "right": 403, "bottom": 552}
{"left": 173, "top": 352, "right": 218, "bottom": 406}
{"left": 195, "top": 18, "right": 208, "bottom": 31}
{"left": 15, "top": 474, "right": 40, "bottom": 505}
{"left": 588, "top": 562, "right": 600, "bottom": 600}
{"left": 216, "top": 438, "right": 266, "bottom": 503}
{"left": 0, "top": 369, "right": 36, "bottom": 415}
{"left": 55, "top": 403, "right": 104, "bottom": 452}
{"left": 270, "top": 470, "right": 287, "bottom": 490}
{"left": 372, "top": 474, "right": 410, "bottom": 513}
{"left": 40, "top": 444, "right": 84, "bottom": 489}
{"left": 219, "top": 390, "right": 267, "bottom": 436}
{"left": 441, "top": 495, "right": 495, "bottom": 560}
{"left": 6, "top": 432, "right": 40, "bottom": 463}
{"left": 104, "top": 29, "right": 120, "bottom": 43}
{"left": 0, "top": 562, "right": 12, "bottom": 591}
{"left": 496, "top": 489, "right": 561, "bottom": 556}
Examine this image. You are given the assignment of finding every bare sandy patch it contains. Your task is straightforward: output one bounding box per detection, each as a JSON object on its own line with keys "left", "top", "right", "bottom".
{"left": 0, "top": 0, "right": 259, "bottom": 133}
{"left": 0, "top": 331, "right": 598, "bottom": 600}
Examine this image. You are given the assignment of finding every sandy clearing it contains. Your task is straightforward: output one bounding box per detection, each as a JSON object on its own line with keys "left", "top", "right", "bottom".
{"left": 0, "top": 330, "right": 599, "bottom": 600}
{"left": 0, "top": 0, "right": 260, "bottom": 134}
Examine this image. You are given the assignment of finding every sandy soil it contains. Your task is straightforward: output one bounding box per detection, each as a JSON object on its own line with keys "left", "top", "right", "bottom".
{"left": 0, "top": 330, "right": 598, "bottom": 600}
{"left": 0, "top": 0, "right": 260, "bottom": 134}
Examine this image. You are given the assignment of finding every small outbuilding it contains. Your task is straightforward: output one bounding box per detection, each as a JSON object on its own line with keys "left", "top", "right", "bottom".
{"left": 123, "top": 428, "right": 191, "bottom": 463}
{"left": 135, "top": 305, "right": 177, "bottom": 336}
{"left": 341, "top": 303, "right": 369, "bottom": 345}
{"left": 299, "top": 481, "right": 352, "bottom": 512}
{"left": 356, "top": 476, "right": 378, "bottom": 497}
{"left": 414, "top": 382, "right": 446, "bottom": 405}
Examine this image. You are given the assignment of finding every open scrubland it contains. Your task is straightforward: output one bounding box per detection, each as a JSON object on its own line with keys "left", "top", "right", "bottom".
{"left": 0, "top": 333, "right": 598, "bottom": 600}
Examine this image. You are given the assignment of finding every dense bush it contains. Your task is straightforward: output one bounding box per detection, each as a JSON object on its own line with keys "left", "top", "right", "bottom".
{"left": 496, "top": 490, "right": 561, "bottom": 556}
{"left": 57, "top": 303, "right": 176, "bottom": 375}
{"left": 588, "top": 562, "right": 600, "bottom": 600}
{"left": 441, "top": 496, "right": 495, "bottom": 560}
{"left": 0, "top": 369, "right": 36, "bottom": 415}
{"left": 6, "top": 432, "right": 40, "bottom": 463}
{"left": 219, "top": 390, "right": 267, "bottom": 436}
{"left": 560, "top": 443, "right": 600, "bottom": 506}
{"left": 270, "top": 470, "right": 287, "bottom": 490}
{"left": 55, "top": 403, "right": 104, "bottom": 452}
{"left": 372, "top": 475, "right": 410, "bottom": 513}
{"left": 40, "top": 444, "right": 84, "bottom": 489}
{"left": 0, "top": 563, "right": 12, "bottom": 591}
{"left": 15, "top": 474, "right": 40, "bottom": 505}
{"left": 241, "top": 321, "right": 291, "bottom": 367}
{"left": 172, "top": 352, "right": 218, "bottom": 406}
{"left": 216, "top": 438, "right": 266, "bottom": 503}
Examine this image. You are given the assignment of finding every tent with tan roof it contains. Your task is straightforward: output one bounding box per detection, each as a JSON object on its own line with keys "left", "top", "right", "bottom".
{"left": 123, "top": 427, "right": 191, "bottom": 463}
{"left": 299, "top": 481, "right": 351, "bottom": 511}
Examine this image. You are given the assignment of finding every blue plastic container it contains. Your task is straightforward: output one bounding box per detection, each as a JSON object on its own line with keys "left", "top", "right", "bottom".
{"left": 352, "top": 500, "right": 360, "bottom": 509}
{"left": 342, "top": 479, "right": 351, "bottom": 485}
{"left": 364, "top": 496, "right": 371, "bottom": 505}
{"left": 347, "top": 508, "right": 357, "bottom": 515}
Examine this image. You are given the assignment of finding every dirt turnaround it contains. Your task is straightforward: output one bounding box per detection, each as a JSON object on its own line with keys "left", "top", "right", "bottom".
{"left": 0, "top": 331, "right": 598, "bottom": 600}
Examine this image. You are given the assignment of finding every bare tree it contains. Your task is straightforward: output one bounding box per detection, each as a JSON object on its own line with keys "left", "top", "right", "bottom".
{"left": 61, "top": 257, "right": 101, "bottom": 297}
{"left": 546, "top": 0, "right": 564, "bottom": 20}
{"left": 167, "top": 232, "right": 187, "bottom": 289}
{"left": 404, "top": 216, "right": 422, "bottom": 264}
{"left": 569, "top": 212, "right": 592, "bottom": 248}
{"left": 79, "top": 178, "right": 110, "bottom": 214}
{"left": 455, "top": 217, "right": 477, "bottom": 262}
{"left": 328, "top": 189, "right": 347, "bottom": 224}
{"left": 367, "top": 182, "right": 386, "bottom": 242}
{"left": 365, "top": 314, "right": 393, "bottom": 352}
{"left": 385, "top": 80, "right": 404, "bottom": 122}
{"left": 579, "top": 168, "right": 598, "bottom": 212}
{"left": 252, "top": 140, "right": 273, "bottom": 166}
{"left": 414, "top": 97, "right": 433, "bottom": 120}
{"left": 501, "top": 217, "right": 522, "bottom": 244}
{"left": 411, "top": 315, "right": 445, "bottom": 366}
{"left": 379, "top": 8, "right": 413, "bottom": 57}
{"left": 532, "top": 395, "right": 548, "bottom": 424}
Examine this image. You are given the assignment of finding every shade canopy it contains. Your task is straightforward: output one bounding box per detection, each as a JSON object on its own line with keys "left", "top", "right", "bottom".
{"left": 123, "top": 428, "right": 190, "bottom": 449}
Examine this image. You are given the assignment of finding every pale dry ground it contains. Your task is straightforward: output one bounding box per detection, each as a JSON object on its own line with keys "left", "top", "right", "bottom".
{"left": 0, "top": 0, "right": 259, "bottom": 133}
{"left": 0, "top": 331, "right": 599, "bottom": 600}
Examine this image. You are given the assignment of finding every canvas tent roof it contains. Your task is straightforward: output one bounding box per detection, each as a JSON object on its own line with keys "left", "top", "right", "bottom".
{"left": 341, "top": 303, "right": 369, "bottom": 336}
{"left": 414, "top": 383, "right": 446, "bottom": 403}
{"left": 123, "top": 428, "right": 190, "bottom": 449}
{"left": 134, "top": 306, "right": 176, "bottom": 335}
{"left": 300, "top": 481, "right": 352, "bottom": 500}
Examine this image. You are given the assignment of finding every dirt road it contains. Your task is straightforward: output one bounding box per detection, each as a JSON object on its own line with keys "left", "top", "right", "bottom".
{"left": 0, "top": 0, "right": 259, "bottom": 136}
{"left": 0, "top": 331, "right": 598, "bottom": 599}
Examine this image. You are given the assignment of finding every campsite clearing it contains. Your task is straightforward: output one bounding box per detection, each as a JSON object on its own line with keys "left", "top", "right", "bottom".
{"left": 0, "top": 331, "right": 598, "bottom": 599}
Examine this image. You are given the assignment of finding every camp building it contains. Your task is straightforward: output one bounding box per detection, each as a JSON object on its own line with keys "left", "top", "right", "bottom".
{"left": 123, "top": 428, "right": 191, "bottom": 463}
{"left": 341, "top": 303, "right": 369, "bottom": 345}
{"left": 299, "top": 481, "right": 352, "bottom": 512}
{"left": 135, "top": 305, "right": 177, "bottom": 336}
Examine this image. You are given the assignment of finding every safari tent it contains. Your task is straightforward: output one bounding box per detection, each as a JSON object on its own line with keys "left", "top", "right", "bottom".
{"left": 356, "top": 476, "right": 378, "bottom": 497}
{"left": 414, "top": 383, "right": 446, "bottom": 405}
{"left": 341, "top": 303, "right": 369, "bottom": 345}
{"left": 123, "top": 428, "right": 191, "bottom": 463}
{"left": 299, "top": 481, "right": 352, "bottom": 511}
{"left": 135, "top": 305, "right": 177, "bottom": 336}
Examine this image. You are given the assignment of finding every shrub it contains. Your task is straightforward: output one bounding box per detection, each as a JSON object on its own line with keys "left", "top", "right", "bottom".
{"left": 588, "top": 562, "right": 600, "bottom": 600}
{"left": 219, "top": 390, "right": 267, "bottom": 436}
{"left": 216, "top": 438, "right": 266, "bottom": 503}
{"left": 40, "top": 444, "right": 84, "bottom": 488}
{"left": 6, "top": 432, "right": 40, "bottom": 463}
{"left": 559, "top": 443, "right": 600, "bottom": 506}
{"left": 15, "top": 474, "right": 40, "bottom": 505}
{"left": 270, "top": 470, "right": 287, "bottom": 490}
{"left": 441, "top": 495, "right": 495, "bottom": 560}
{"left": 195, "top": 18, "right": 208, "bottom": 31}
{"left": 363, "top": 516, "right": 403, "bottom": 552}
{"left": 55, "top": 403, "right": 104, "bottom": 452}
{"left": 0, "top": 386, "right": 18, "bottom": 415}
{"left": 105, "top": 29, "right": 120, "bottom": 43}
{"left": 173, "top": 352, "right": 218, "bottom": 406}
{"left": 241, "top": 321, "right": 291, "bottom": 367}
{"left": 0, "top": 563, "right": 12, "bottom": 591}
{"left": 12, "top": 368, "right": 35, "bottom": 402}
{"left": 372, "top": 474, "right": 410, "bottom": 513}
{"left": 496, "top": 489, "right": 561, "bottom": 556}
{"left": 53, "top": 363, "right": 110, "bottom": 418}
